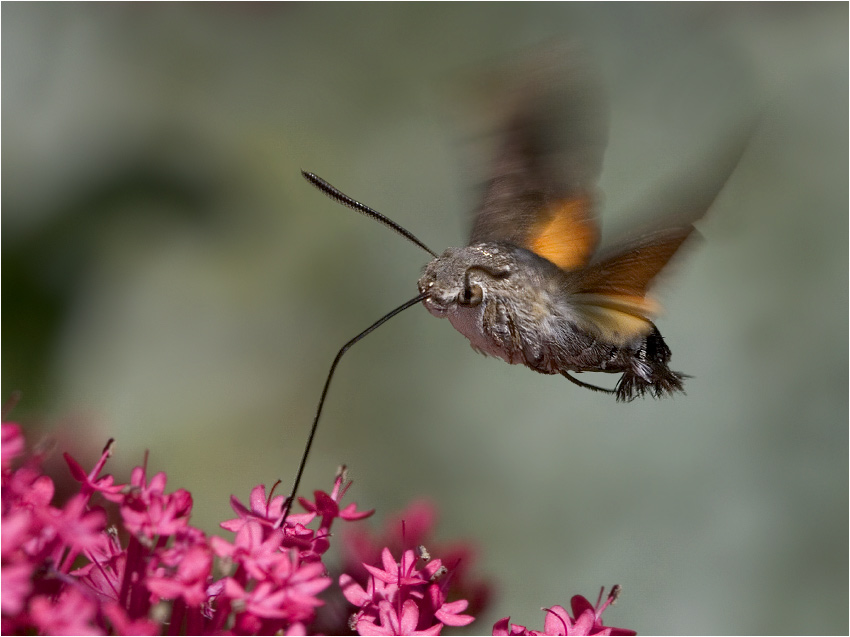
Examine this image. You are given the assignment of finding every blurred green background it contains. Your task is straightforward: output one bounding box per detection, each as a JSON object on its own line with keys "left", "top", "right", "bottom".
{"left": 3, "top": 4, "right": 847, "bottom": 634}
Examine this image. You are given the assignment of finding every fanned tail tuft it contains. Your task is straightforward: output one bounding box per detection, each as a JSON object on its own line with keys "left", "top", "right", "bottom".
{"left": 615, "top": 326, "right": 688, "bottom": 402}
{"left": 615, "top": 368, "right": 687, "bottom": 402}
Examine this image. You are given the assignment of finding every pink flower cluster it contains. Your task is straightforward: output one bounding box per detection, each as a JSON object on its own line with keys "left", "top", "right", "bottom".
{"left": 494, "top": 587, "right": 636, "bottom": 637}
{"left": 0, "top": 422, "right": 473, "bottom": 635}
{"left": 340, "top": 545, "right": 474, "bottom": 635}
{"left": 340, "top": 499, "right": 492, "bottom": 622}
{"left": 1, "top": 419, "right": 635, "bottom": 636}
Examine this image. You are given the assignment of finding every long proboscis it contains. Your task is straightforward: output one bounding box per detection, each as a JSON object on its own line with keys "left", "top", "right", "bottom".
{"left": 280, "top": 292, "right": 430, "bottom": 525}
{"left": 301, "top": 170, "right": 438, "bottom": 258}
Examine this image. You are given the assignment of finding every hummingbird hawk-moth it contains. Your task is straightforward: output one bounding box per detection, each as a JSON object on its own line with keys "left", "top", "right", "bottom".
{"left": 282, "top": 57, "right": 746, "bottom": 519}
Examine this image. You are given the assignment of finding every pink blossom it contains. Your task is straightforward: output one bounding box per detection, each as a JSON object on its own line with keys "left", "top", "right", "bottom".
{"left": 434, "top": 596, "right": 474, "bottom": 627}
{"left": 365, "top": 547, "right": 431, "bottom": 588}
{"left": 212, "top": 519, "right": 289, "bottom": 580}
{"left": 101, "top": 603, "right": 159, "bottom": 636}
{"left": 72, "top": 529, "right": 126, "bottom": 604}
{"left": 63, "top": 441, "right": 124, "bottom": 502}
{"left": 357, "top": 599, "right": 443, "bottom": 636}
{"left": 46, "top": 493, "right": 108, "bottom": 555}
{"left": 6, "top": 463, "right": 55, "bottom": 510}
{"left": 1, "top": 422, "right": 25, "bottom": 467}
{"left": 146, "top": 543, "right": 213, "bottom": 606}
{"left": 1, "top": 561, "right": 32, "bottom": 615}
{"left": 343, "top": 545, "right": 474, "bottom": 636}
{"left": 120, "top": 466, "right": 193, "bottom": 539}
{"left": 1, "top": 423, "right": 374, "bottom": 635}
{"left": 341, "top": 499, "right": 492, "bottom": 620}
{"left": 493, "top": 587, "right": 635, "bottom": 636}
{"left": 298, "top": 467, "right": 374, "bottom": 530}
{"left": 1, "top": 508, "right": 33, "bottom": 558}
{"left": 221, "top": 482, "right": 312, "bottom": 533}
{"left": 1, "top": 418, "right": 633, "bottom": 636}
{"left": 30, "top": 587, "right": 102, "bottom": 636}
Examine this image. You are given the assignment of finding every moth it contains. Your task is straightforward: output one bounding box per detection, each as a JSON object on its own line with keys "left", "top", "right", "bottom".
{"left": 283, "top": 58, "right": 746, "bottom": 518}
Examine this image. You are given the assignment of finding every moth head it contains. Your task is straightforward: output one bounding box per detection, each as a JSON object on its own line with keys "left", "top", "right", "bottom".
{"left": 417, "top": 245, "right": 513, "bottom": 316}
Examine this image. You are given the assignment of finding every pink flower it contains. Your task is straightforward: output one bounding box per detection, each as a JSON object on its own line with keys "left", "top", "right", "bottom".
{"left": 340, "top": 499, "right": 492, "bottom": 620}
{"left": 221, "top": 483, "right": 311, "bottom": 533}
{"left": 63, "top": 441, "right": 125, "bottom": 502}
{"left": 120, "top": 466, "right": 193, "bottom": 539}
{"left": 433, "top": 595, "right": 474, "bottom": 627}
{"left": 1, "top": 561, "right": 32, "bottom": 615}
{"left": 1, "top": 422, "right": 25, "bottom": 467}
{"left": 357, "top": 599, "right": 443, "bottom": 636}
{"left": 493, "top": 587, "right": 635, "bottom": 636}
{"left": 221, "top": 552, "right": 331, "bottom": 634}
{"left": 47, "top": 493, "right": 108, "bottom": 555}
{"left": 342, "top": 546, "right": 474, "bottom": 636}
{"left": 101, "top": 603, "right": 159, "bottom": 636}
{"left": 1, "top": 417, "right": 633, "bottom": 636}
{"left": 298, "top": 467, "right": 374, "bottom": 531}
{"left": 364, "top": 546, "right": 431, "bottom": 588}
{"left": 147, "top": 542, "right": 213, "bottom": 606}
{"left": 30, "top": 587, "right": 102, "bottom": 636}
{"left": 212, "top": 519, "right": 289, "bottom": 580}
{"left": 1, "top": 508, "right": 34, "bottom": 559}
{"left": 2, "top": 424, "right": 362, "bottom": 634}
{"left": 5, "top": 462, "right": 55, "bottom": 511}
{"left": 72, "top": 529, "right": 126, "bottom": 604}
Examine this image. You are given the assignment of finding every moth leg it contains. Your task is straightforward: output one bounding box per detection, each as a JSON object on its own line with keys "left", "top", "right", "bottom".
{"left": 561, "top": 371, "right": 617, "bottom": 395}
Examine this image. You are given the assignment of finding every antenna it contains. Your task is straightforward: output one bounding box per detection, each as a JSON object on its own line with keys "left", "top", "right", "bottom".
{"left": 280, "top": 292, "right": 429, "bottom": 525}
{"left": 301, "top": 171, "right": 438, "bottom": 258}
{"left": 281, "top": 174, "right": 439, "bottom": 524}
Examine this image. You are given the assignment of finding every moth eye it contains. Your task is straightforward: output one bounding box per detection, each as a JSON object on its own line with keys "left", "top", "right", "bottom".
{"left": 458, "top": 283, "right": 483, "bottom": 307}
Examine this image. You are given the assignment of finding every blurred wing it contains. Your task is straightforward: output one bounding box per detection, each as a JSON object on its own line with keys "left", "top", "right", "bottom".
{"left": 564, "top": 126, "right": 753, "bottom": 344}
{"left": 469, "top": 50, "right": 608, "bottom": 271}
{"left": 566, "top": 227, "right": 694, "bottom": 343}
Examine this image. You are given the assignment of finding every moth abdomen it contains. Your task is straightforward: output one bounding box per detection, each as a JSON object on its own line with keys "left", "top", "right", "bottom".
{"left": 614, "top": 327, "right": 687, "bottom": 401}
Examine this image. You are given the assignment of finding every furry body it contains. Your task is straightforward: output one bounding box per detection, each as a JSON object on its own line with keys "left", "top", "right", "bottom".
{"left": 419, "top": 243, "right": 685, "bottom": 401}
